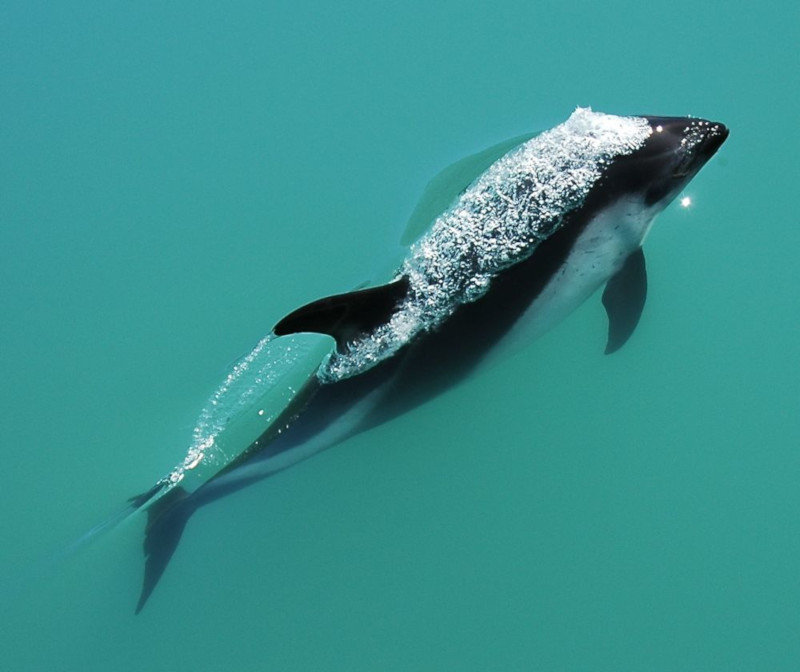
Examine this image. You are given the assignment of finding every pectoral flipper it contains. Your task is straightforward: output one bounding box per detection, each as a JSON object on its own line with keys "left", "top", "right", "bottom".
{"left": 602, "top": 247, "right": 647, "bottom": 355}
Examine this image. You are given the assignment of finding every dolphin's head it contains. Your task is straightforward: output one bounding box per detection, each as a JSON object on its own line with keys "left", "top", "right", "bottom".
{"left": 629, "top": 116, "right": 729, "bottom": 208}
{"left": 593, "top": 115, "right": 728, "bottom": 213}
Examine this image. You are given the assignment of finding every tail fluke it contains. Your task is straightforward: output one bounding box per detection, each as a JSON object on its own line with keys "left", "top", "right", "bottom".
{"left": 134, "top": 485, "right": 193, "bottom": 614}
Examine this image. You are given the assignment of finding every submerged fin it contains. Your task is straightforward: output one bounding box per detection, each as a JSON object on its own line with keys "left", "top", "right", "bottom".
{"left": 400, "top": 131, "right": 539, "bottom": 246}
{"left": 135, "top": 486, "right": 193, "bottom": 614}
{"left": 273, "top": 277, "right": 410, "bottom": 350}
{"left": 602, "top": 247, "right": 647, "bottom": 354}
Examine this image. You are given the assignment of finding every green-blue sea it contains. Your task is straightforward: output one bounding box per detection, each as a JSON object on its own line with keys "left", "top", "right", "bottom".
{"left": 2, "top": 1, "right": 799, "bottom": 670}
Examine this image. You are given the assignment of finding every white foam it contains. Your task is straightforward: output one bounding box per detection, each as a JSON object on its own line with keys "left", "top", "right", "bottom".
{"left": 163, "top": 334, "right": 323, "bottom": 488}
{"left": 320, "top": 108, "right": 652, "bottom": 382}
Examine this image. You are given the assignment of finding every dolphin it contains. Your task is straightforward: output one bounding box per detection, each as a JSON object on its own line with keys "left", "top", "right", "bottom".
{"left": 127, "top": 108, "right": 728, "bottom": 612}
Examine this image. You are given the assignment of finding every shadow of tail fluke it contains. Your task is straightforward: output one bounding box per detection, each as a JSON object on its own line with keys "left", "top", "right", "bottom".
{"left": 133, "top": 485, "right": 194, "bottom": 615}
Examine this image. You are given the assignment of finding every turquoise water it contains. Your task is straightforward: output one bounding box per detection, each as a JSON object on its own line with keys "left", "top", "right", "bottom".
{"left": 2, "top": 1, "right": 799, "bottom": 669}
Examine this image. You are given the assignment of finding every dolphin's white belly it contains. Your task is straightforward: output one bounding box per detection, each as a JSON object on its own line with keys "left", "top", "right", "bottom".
{"left": 481, "top": 198, "right": 657, "bottom": 367}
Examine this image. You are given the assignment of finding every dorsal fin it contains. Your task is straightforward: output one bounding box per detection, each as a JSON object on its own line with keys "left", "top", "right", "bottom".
{"left": 400, "top": 131, "right": 540, "bottom": 246}
{"left": 273, "top": 277, "right": 410, "bottom": 350}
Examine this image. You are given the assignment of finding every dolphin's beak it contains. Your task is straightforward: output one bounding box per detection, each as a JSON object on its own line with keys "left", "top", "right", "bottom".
{"left": 668, "top": 118, "right": 729, "bottom": 177}
{"left": 697, "top": 122, "right": 729, "bottom": 160}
